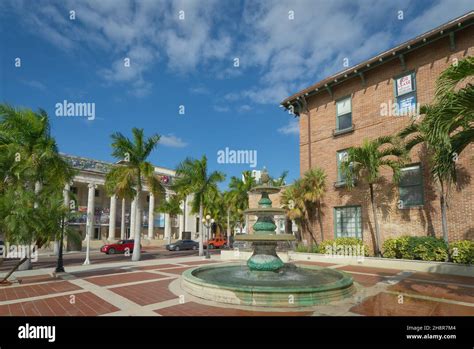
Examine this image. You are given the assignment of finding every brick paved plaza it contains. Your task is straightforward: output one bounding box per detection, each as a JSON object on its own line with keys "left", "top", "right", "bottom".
{"left": 0, "top": 255, "right": 472, "bottom": 316}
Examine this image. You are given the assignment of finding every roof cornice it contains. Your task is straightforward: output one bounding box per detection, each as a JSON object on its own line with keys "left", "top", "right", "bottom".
{"left": 281, "top": 11, "right": 474, "bottom": 115}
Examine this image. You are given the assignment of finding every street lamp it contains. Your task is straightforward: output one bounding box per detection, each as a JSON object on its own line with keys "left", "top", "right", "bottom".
{"left": 203, "top": 215, "right": 214, "bottom": 259}
{"left": 55, "top": 216, "right": 66, "bottom": 273}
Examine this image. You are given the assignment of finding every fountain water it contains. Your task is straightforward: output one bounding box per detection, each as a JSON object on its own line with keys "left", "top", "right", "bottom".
{"left": 181, "top": 170, "right": 355, "bottom": 308}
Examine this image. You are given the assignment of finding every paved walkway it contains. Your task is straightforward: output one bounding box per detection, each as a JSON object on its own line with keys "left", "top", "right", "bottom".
{"left": 0, "top": 256, "right": 473, "bottom": 316}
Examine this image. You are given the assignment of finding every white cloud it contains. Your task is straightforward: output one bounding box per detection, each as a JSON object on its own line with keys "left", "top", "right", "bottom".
{"left": 213, "top": 105, "right": 230, "bottom": 112}
{"left": 159, "top": 134, "right": 188, "bottom": 148}
{"left": 4, "top": 0, "right": 473, "bottom": 105}
{"left": 190, "top": 86, "right": 211, "bottom": 95}
{"left": 6, "top": 0, "right": 233, "bottom": 97}
{"left": 278, "top": 119, "right": 299, "bottom": 135}
{"left": 238, "top": 104, "right": 252, "bottom": 113}
{"left": 21, "top": 79, "right": 47, "bottom": 91}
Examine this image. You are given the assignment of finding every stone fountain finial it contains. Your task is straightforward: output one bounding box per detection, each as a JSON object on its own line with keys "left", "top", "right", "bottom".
{"left": 260, "top": 167, "right": 270, "bottom": 185}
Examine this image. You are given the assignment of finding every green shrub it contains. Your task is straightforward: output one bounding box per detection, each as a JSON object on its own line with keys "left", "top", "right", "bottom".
{"left": 449, "top": 240, "right": 474, "bottom": 264}
{"left": 318, "top": 237, "right": 370, "bottom": 257}
{"left": 382, "top": 236, "right": 448, "bottom": 261}
{"left": 413, "top": 236, "right": 448, "bottom": 261}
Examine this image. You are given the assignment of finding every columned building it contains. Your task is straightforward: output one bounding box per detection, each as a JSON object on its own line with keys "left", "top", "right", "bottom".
{"left": 62, "top": 154, "right": 199, "bottom": 245}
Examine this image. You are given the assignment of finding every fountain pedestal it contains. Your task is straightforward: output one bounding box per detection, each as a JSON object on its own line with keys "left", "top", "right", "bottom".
{"left": 181, "top": 170, "right": 355, "bottom": 308}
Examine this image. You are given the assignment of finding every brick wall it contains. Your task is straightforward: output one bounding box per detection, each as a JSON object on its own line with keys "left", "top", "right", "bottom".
{"left": 295, "top": 26, "right": 474, "bottom": 251}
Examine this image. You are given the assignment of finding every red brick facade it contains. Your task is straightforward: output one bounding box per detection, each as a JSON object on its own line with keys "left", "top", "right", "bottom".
{"left": 289, "top": 20, "right": 474, "bottom": 251}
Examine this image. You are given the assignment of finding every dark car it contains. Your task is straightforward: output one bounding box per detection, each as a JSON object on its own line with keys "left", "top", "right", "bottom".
{"left": 166, "top": 240, "right": 198, "bottom": 251}
{"left": 100, "top": 239, "right": 135, "bottom": 255}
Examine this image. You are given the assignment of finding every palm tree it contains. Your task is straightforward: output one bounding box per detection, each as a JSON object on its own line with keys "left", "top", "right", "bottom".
{"left": 340, "top": 136, "right": 406, "bottom": 256}
{"left": 0, "top": 105, "right": 73, "bottom": 270}
{"left": 399, "top": 106, "right": 457, "bottom": 244}
{"left": 172, "top": 156, "right": 225, "bottom": 256}
{"left": 281, "top": 167, "right": 327, "bottom": 245}
{"left": 227, "top": 171, "right": 257, "bottom": 235}
{"left": 301, "top": 168, "right": 327, "bottom": 242}
{"left": 428, "top": 56, "right": 474, "bottom": 156}
{"left": 105, "top": 128, "right": 162, "bottom": 261}
{"left": 156, "top": 193, "right": 182, "bottom": 238}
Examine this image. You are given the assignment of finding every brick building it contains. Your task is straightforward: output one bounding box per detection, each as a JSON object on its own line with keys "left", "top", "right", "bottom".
{"left": 280, "top": 12, "right": 474, "bottom": 252}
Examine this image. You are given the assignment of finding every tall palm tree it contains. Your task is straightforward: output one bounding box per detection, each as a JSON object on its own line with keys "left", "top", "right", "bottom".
{"left": 340, "top": 136, "right": 406, "bottom": 256}
{"left": 399, "top": 107, "right": 457, "bottom": 244}
{"left": 172, "top": 156, "right": 225, "bottom": 256}
{"left": 105, "top": 128, "right": 162, "bottom": 261}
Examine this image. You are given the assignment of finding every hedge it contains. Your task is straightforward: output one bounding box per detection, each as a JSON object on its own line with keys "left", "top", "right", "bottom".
{"left": 382, "top": 236, "right": 474, "bottom": 264}
{"left": 449, "top": 240, "right": 474, "bottom": 264}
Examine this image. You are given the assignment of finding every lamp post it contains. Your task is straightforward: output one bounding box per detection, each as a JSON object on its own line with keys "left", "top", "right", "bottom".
{"left": 55, "top": 217, "right": 66, "bottom": 273}
{"left": 203, "top": 215, "right": 214, "bottom": 259}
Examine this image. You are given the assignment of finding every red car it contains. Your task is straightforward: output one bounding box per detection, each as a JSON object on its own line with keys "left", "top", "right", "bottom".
{"left": 204, "top": 237, "right": 227, "bottom": 249}
{"left": 100, "top": 239, "right": 135, "bottom": 255}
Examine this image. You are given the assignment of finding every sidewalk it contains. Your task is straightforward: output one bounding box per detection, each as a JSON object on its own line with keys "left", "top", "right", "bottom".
{"left": 0, "top": 255, "right": 473, "bottom": 316}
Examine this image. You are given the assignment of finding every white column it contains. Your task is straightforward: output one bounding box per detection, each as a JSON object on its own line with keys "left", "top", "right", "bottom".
{"left": 120, "top": 198, "right": 126, "bottom": 240}
{"left": 108, "top": 194, "right": 117, "bottom": 241}
{"left": 130, "top": 198, "right": 136, "bottom": 239}
{"left": 148, "top": 192, "right": 155, "bottom": 239}
{"left": 164, "top": 192, "right": 171, "bottom": 242}
{"left": 84, "top": 183, "right": 96, "bottom": 265}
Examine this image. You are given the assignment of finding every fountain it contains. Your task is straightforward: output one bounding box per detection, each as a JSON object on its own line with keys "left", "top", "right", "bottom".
{"left": 181, "top": 170, "right": 355, "bottom": 308}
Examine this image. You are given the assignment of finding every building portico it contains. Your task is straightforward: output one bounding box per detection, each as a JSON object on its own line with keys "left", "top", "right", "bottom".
{"left": 62, "top": 154, "right": 198, "bottom": 248}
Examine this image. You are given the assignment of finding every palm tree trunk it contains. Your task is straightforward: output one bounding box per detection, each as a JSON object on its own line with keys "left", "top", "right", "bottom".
{"left": 199, "top": 203, "right": 204, "bottom": 256}
{"left": 317, "top": 201, "right": 324, "bottom": 243}
{"left": 226, "top": 207, "right": 231, "bottom": 247}
{"left": 19, "top": 181, "right": 41, "bottom": 271}
{"left": 132, "top": 191, "right": 141, "bottom": 261}
{"left": 0, "top": 257, "right": 28, "bottom": 284}
{"left": 369, "top": 184, "right": 381, "bottom": 257}
{"left": 440, "top": 181, "right": 449, "bottom": 244}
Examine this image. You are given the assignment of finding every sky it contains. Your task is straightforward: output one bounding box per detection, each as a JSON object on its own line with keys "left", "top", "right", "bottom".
{"left": 0, "top": 0, "right": 473, "bottom": 189}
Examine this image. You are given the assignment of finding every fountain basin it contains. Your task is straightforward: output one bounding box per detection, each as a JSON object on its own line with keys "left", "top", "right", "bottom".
{"left": 181, "top": 263, "right": 355, "bottom": 308}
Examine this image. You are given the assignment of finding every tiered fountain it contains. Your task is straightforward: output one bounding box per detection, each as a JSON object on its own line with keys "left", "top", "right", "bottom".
{"left": 182, "top": 170, "right": 354, "bottom": 308}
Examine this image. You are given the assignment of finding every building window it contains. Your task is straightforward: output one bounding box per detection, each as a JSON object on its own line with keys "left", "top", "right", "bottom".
{"left": 196, "top": 217, "right": 200, "bottom": 232}
{"left": 399, "top": 164, "right": 423, "bottom": 207}
{"left": 336, "top": 96, "right": 352, "bottom": 131}
{"left": 336, "top": 149, "right": 349, "bottom": 184}
{"left": 394, "top": 72, "right": 417, "bottom": 116}
{"left": 334, "top": 206, "right": 362, "bottom": 238}
{"left": 94, "top": 189, "right": 99, "bottom": 197}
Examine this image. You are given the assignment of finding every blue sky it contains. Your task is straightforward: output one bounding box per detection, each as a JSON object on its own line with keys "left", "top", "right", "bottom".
{"left": 1, "top": 0, "right": 473, "bottom": 188}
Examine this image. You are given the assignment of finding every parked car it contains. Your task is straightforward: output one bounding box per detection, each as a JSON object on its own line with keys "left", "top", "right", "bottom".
{"left": 166, "top": 240, "right": 199, "bottom": 251}
{"left": 204, "top": 237, "right": 227, "bottom": 249}
{"left": 100, "top": 240, "right": 135, "bottom": 255}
